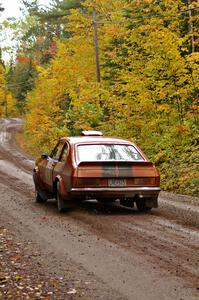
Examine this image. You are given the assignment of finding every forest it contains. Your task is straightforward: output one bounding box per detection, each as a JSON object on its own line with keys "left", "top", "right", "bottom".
{"left": 0, "top": 0, "right": 198, "bottom": 196}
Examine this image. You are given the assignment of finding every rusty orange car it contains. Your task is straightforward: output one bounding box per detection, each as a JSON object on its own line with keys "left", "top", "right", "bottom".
{"left": 33, "top": 131, "right": 160, "bottom": 212}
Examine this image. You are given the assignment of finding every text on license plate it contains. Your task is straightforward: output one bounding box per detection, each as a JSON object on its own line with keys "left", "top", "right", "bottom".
{"left": 108, "top": 179, "right": 126, "bottom": 187}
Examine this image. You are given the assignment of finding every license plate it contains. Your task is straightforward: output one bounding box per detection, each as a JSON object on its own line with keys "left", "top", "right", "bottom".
{"left": 108, "top": 179, "right": 126, "bottom": 187}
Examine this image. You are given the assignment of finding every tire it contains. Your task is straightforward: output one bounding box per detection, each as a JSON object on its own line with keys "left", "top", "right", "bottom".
{"left": 35, "top": 189, "right": 46, "bottom": 203}
{"left": 56, "top": 182, "right": 67, "bottom": 213}
{"left": 136, "top": 198, "right": 152, "bottom": 212}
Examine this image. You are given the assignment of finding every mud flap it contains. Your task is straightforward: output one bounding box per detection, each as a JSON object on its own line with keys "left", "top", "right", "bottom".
{"left": 33, "top": 172, "right": 49, "bottom": 201}
{"left": 145, "top": 198, "right": 158, "bottom": 208}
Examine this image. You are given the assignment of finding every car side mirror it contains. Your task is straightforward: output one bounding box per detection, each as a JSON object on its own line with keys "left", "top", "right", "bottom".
{"left": 41, "top": 153, "right": 48, "bottom": 159}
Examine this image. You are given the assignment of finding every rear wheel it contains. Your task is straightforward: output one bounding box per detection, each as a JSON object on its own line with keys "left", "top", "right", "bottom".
{"left": 136, "top": 198, "right": 152, "bottom": 212}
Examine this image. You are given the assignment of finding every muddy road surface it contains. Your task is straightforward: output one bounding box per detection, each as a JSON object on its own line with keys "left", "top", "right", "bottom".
{"left": 0, "top": 118, "right": 198, "bottom": 300}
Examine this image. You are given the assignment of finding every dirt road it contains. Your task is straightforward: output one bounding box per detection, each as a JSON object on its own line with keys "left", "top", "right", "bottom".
{"left": 0, "top": 118, "right": 198, "bottom": 300}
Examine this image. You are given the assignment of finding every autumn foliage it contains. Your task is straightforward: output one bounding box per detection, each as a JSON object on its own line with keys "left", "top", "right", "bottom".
{"left": 6, "top": 0, "right": 199, "bottom": 196}
{"left": 0, "top": 63, "right": 18, "bottom": 117}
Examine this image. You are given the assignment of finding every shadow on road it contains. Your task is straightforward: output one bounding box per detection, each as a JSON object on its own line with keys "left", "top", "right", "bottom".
{"left": 36, "top": 198, "right": 149, "bottom": 216}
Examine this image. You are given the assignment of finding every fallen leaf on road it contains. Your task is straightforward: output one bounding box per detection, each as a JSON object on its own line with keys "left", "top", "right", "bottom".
{"left": 67, "top": 288, "right": 77, "bottom": 294}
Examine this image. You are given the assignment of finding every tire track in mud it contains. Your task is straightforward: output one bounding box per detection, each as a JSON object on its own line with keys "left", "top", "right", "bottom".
{"left": 62, "top": 207, "right": 199, "bottom": 290}
{"left": 1, "top": 166, "right": 198, "bottom": 293}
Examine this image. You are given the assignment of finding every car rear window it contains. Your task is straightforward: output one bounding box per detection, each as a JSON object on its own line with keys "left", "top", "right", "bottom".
{"left": 77, "top": 144, "right": 144, "bottom": 162}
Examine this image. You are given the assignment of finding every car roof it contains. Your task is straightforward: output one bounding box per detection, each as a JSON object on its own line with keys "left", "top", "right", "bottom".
{"left": 61, "top": 136, "right": 133, "bottom": 145}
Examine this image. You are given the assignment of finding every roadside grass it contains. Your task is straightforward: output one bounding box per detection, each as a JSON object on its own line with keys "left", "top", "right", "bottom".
{"left": 15, "top": 127, "right": 38, "bottom": 158}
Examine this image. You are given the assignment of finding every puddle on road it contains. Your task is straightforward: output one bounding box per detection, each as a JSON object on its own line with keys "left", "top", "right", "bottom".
{"left": 0, "top": 118, "right": 33, "bottom": 186}
{"left": 0, "top": 119, "right": 34, "bottom": 169}
{"left": 0, "top": 130, "right": 11, "bottom": 144}
{"left": 0, "top": 160, "right": 33, "bottom": 186}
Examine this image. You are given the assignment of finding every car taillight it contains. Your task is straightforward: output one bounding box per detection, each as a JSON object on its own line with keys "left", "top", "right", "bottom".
{"left": 128, "top": 178, "right": 158, "bottom": 186}
{"left": 72, "top": 178, "right": 100, "bottom": 187}
{"left": 147, "top": 178, "right": 157, "bottom": 185}
{"left": 155, "top": 176, "right": 160, "bottom": 186}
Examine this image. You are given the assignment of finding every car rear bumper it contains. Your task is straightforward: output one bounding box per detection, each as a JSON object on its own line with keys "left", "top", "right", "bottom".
{"left": 70, "top": 186, "right": 161, "bottom": 199}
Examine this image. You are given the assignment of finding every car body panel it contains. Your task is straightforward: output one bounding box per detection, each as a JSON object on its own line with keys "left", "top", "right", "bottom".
{"left": 76, "top": 161, "right": 158, "bottom": 178}
{"left": 34, "top": 134, "right": 161, "bottom": 209}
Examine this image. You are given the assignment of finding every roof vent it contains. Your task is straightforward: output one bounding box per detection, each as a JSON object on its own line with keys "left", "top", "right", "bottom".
{"left": 81, "top": 130, "right": 103, "bottom": 136}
